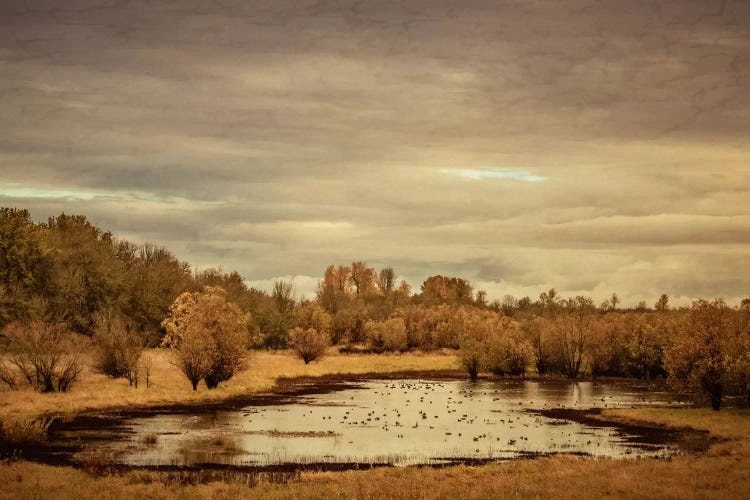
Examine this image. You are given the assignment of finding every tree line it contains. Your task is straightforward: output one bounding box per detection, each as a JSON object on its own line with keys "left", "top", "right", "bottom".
{"left": 1, "top": 207, "right": 749, "bottom": 409}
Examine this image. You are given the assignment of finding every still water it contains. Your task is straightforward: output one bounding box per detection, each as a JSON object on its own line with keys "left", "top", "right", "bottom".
{"left": 70, "top": 379, "right": 688, "bottom": 467}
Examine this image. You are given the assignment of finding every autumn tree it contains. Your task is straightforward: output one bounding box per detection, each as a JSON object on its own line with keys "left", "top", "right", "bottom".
{"left": 588, "top": 314, "right": 631, "bottom": 377}
{"left": 331, "top": 302, "right": 369, "bottom": 344}
{"left": 500, "top": 295, "right": 517, "bottom": 316}
{"left": 521, "top": 316, "right": 559, "bottom": 374}
{"left": 539, "top": 288, "right": 562, "bottom": 318}
{"left": 293, "top": 302, "right": 333, "bottom": 340}
{"left": 364, "top": 318, "right": 408, "bottom": 352}
{"left": 317, "top": 265, "right": 352, "bottom": 313}
{"left": 161, "top": 286, "right": 250, "bottom": 390}
{"left": 475, "top": 290, "right": 488, "bottom": 308}
{"left": 626, "top": 314, "right": 669, "bottom": 379}
{"left": 41, "top": 214, "right": 127, "bottom": 334}
{"left": 116, "top": 243, "right": 192, "bottom": 339}
{"left": 378, "top": 267, "right": 396, "bottom": 295}
{"left": 655, "top": 293, "right": 670, "bottom": 312}
{"left": 458, "top": 328, "right": 483, "bottom": 380}
{"left": 483, "top": 317, "right": 533, "bottom": 376}
{"left": 255, "top": 280, "right": 295, "bottom": 349}
{"left": 349, "top": 261, "right": 377, "bottom": 296}
{"left": 419, "top": 275, "right": 474, "bottom": 305}
{"left": 548, "top": 296, "right": 596, "bottom": 378}
{"left": 664, "top": 299, "right": 734, "bottom": 410}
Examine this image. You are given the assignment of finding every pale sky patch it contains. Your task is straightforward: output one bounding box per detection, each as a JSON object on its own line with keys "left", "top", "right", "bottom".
{"left": 441, "top": 169, "right": 548, "bottom": 182}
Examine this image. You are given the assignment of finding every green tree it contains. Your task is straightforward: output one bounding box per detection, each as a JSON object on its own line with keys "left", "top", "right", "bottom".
{"left": 0, "top": 208, "right": 49, "bottom": 326}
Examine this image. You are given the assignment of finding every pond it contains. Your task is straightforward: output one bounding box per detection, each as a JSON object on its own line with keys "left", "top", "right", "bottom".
{"left": 53, "top": 379, "right": 693, "bottom": 469}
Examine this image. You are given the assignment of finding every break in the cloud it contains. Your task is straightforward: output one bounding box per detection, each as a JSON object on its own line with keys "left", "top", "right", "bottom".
{"left": 441, "top": 169, "right": 548, "bottom": 182}
{"left": 1, "top": 0, "right": 750, "bottom": 307}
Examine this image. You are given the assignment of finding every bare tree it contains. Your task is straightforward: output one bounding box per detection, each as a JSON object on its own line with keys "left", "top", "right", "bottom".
{"left": 3, "top": 321, "right": 84, "bottom": 392}
{"left": 378, "top": 267, "right": 396, "bottom": 295}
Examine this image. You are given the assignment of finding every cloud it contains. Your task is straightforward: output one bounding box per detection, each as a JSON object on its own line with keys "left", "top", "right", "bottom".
{"left": 1, "top": 0, "right": 749, "bottom": 305}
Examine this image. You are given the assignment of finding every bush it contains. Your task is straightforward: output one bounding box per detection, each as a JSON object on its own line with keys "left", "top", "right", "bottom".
{"left": 92, "top": 309, "right": 145, "bottom": 386}
{"left": 289, "top": 327, "right": 328, "bottom": 364}
{"left": 364, "top": 318, "right": 407, "bottom": 352}
{"left": 162, "top": 287, "right": 250, "bottom": 390}
{"left": 2, "top": 321, "right": 84, "bottom": 392}
{"left": 458, "top": 333, "right": 483, "bottom": 380}
{"left": 483, "top": 320, "right": 533, "bottom": 376}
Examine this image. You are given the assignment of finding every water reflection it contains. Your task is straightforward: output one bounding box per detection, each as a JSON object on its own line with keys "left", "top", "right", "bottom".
{"left": 82, "top": 379, "right": 687, "bottom": 467}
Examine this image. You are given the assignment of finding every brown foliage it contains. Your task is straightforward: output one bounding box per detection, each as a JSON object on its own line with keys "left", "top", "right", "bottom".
{"left": 664, "top": 299, "right": 750, "bottom": 410}
{"left": 419, "top": 275, "right": 474, "bottom": 305}
{"left": 161, "top": 287, "right": 250, "bottom": 390}
{"left": 92, "top": 309, "right": 145, "bottom": 386}
{"left": 364, "top": 318, "right": 408, "bottom": 352}
{"left": 289, "top": 327, "right": 329, "bottom": 364}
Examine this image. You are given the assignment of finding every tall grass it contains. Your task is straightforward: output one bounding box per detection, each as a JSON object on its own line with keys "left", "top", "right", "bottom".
{"left": 0, "top": 416, "right": 53, "bottom": 445}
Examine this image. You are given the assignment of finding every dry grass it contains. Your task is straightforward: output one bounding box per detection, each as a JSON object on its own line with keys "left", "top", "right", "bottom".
{"left": 604, "top": 407, "right": 750, "bottom": 456}
{"left": 2, "top": 351, "right": 749, "bottom": 498}
{"left": 0, "top": 416, "right": 53, "bottom": 445}
{"left": 0, "top": 348, "right": 458, "bottom": 421}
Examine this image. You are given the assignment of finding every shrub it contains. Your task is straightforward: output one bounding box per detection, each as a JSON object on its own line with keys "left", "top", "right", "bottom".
{"left": 92, "top": 309, "right": 145, "bottom": 386}
{"left": 289, "top": 327, "right": 329, "bottom": 364}
{"left": 458, "top": 332, "right": 483, "bottom": 380}
{"left": 2, "top": 321, "right": 84, "bottom": 392}
{"left": 364, "top": 318, "right": 408, "bottom": 352}
{"left": 483, "top": 319, "right": 533, "bottom": 376}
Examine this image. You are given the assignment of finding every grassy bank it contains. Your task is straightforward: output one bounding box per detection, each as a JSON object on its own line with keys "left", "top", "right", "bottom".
{"left": 2, "top": 351, "right": 749, "bottom": 499}
{"left": 0, "top": 349, "right": 459, "bottom": 421}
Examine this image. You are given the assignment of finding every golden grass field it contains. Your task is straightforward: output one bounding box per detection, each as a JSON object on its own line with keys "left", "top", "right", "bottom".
{"left": 0, "top": 348, "right": 458, "bottom": 421}
{"left": 1, "top": 350, "right": 749, "bottom": 499}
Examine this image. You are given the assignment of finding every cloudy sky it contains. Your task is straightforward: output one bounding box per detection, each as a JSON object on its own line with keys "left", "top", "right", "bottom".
{"left": 1, "top": 0, "right": 749, "bottom": 306}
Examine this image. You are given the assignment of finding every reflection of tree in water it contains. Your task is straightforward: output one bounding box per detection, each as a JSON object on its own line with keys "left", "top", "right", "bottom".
{"left": 566, "top": 382, "right": 593, "bottom": 406}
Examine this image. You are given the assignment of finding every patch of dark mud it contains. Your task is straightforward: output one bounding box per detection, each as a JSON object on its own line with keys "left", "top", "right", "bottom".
{"left": 80, "top": 460, "right": 393, "bottom": 480}
{"left": 527, "top": 408, "right": 715, "bottom": 454}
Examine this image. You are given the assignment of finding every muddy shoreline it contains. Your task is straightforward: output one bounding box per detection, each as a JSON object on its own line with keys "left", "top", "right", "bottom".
{"left": 1, "top": 371, "right": 709, "bottom": 474}
{"left": 529, "top": 408, "right": 715, "bottom": 453}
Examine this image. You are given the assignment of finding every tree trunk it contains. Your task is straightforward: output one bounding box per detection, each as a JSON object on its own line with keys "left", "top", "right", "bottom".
{"left": 709, "top": 382, "right": 722, "bottom": 411}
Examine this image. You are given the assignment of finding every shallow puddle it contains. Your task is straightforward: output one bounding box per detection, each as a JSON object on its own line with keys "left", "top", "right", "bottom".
{"left": 58, "top": 379, "right": 690, "bottom": 467}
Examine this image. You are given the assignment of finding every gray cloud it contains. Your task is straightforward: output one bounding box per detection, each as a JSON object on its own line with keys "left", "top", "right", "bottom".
{"left": 1, "top": 0, "right": 749, "bottom": 306}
